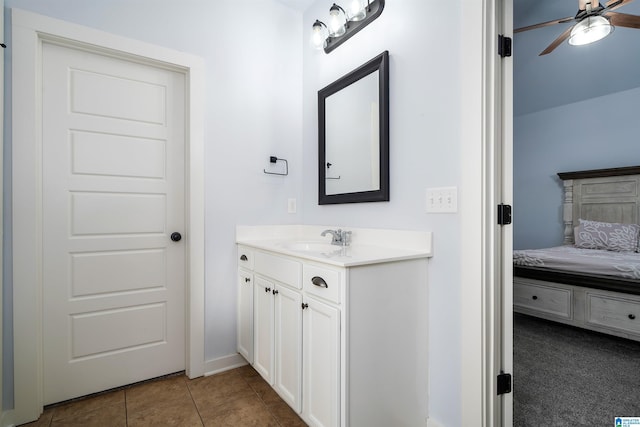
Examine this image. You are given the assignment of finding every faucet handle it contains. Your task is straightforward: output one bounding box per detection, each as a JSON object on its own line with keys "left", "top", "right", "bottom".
{"left": 341, "top": 230, "right": 352, "bottom": 246}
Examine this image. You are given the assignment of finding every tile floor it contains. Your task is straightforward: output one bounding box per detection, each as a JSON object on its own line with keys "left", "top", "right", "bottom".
{"left": 21, "top": 365, "right": 307, "bottom": 427}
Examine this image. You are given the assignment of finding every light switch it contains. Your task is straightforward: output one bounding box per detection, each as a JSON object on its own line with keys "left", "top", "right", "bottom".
{"left": 288, "top": 198, "right": 297, "bottom": 214}
{"left": 426, "top": 187, "right": 458, "bottom": 213}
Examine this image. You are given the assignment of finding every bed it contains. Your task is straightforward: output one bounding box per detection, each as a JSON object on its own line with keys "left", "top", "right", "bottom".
{"left": 513, "top": 165, "right": 640, "bottom": 341}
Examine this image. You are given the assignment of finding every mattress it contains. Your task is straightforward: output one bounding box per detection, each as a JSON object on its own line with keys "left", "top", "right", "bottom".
{"left": 513, "top": 245, "right": 640, "bottom": 280}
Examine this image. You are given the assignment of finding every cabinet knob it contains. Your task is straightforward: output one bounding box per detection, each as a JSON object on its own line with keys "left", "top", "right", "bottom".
{"left": 301, "top": 303, "right": 308, "bottom": 310}
{"left": 311, "top": 276, "right": 328, "bottom": 288}
{"left": 273, "top": 289, "right": 279, "bottom": 295}
{"left": 245, "top": 278, "right": 250, "bottom": 283}
{"left": 240, "top": 254, "right": 248, "bottom": 261}
{"left": 532, "top": 295, "right": 538, "bottom": 300}
{"left": 170, "top": 232, "right": 182, "bottom": 242}
{"left": 630, "top": 314, "right": 636, "bottom": 320}
{"left": 265, "top": 287, "right": 271, "bottom": 293}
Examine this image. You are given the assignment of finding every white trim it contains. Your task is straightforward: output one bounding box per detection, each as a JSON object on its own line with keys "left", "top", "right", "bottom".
{"left": 11, "top": 9, "right": 205, "bottom": 424}
{"left": 460, "top": 0, "right": 499, "bottom": 426}
{"left": 203, "top": 354, "right": 249, "bottom": 377}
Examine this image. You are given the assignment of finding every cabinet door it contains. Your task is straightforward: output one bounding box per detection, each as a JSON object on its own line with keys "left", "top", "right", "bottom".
{"left": 274, "top": 284, "right": 302, "bottom": 413}
{"left": 254, "top": 276, "right": 274, "bottom": 384}
{"left": 237, "top": 269, "right": 254, "bottom": 363}
{"left": 303, "top": 297, "right": 340, "bottom": 427}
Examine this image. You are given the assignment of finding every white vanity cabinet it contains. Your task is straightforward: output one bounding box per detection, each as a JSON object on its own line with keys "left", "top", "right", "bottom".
{"left": 302, "top": 294, "right": 340, "bottom": 427}
{"left": 236, "top": 236, "right": 430, "bottom": 427}
{"left": 242, "top": 250, "right": 304, "bottom": 413}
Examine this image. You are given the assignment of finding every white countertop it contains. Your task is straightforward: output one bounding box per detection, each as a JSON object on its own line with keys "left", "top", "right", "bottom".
{"left": 236, "top": 225, "right": 433, "bottom": 267}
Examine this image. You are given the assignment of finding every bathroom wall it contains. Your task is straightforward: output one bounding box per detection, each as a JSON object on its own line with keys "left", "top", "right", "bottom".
{"left": 514, "top": 86, "right": 640, "bottom": 250}
{"left": 302, "top": 1, "right": 463, "bottom": 425}
{"left": 3, "top": 0, "right": 303, "bottom": 406}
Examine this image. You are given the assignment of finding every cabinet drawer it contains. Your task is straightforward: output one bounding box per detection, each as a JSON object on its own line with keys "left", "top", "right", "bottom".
{"left": 514, "top": 282, "right": 571, "bottom": 319}
{"left": 303, "top": 265, "right": 342, "bottom": 304}
{"left": 237, "top": 246, "right": 254, "bottom": 270}
{"left": 587, "top": 293, "right": 640, "bottom": 334}
{"left": 254, "top": 251, "right": 302, "bottom": 289}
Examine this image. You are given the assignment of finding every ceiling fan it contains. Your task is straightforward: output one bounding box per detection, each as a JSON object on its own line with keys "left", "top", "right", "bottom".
{"left": 515, "top": 0, "right": 640, "bottom": 55}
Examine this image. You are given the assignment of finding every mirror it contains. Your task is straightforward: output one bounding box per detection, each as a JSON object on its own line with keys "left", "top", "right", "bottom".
{"left": 318, "top": 51, "right": 389, "bottom": 204}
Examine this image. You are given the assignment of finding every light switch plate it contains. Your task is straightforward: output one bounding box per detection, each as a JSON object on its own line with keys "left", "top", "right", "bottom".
{"left": 287, "top": 198, "right": 297, "bottom": 214}
{"left": 426, "top": 187, "right": 458, "bottom": 213}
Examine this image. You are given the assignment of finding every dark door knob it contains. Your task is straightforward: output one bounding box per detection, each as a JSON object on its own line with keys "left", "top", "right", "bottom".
{"left": 170, "top": 232, "right": 182, "bottom": 242}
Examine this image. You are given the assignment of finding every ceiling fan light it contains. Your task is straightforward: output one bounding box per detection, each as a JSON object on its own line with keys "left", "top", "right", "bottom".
{"left": 568, "top": 15, "right": 614, "bottom": 46}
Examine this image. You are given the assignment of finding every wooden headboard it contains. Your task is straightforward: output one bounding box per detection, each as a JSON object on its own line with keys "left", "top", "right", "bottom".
{"left": 557, "top": 166, "right": 640, "bottom": 245}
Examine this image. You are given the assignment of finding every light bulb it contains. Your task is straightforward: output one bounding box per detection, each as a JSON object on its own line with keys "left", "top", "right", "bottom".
{"left": 311, "top": 20, "right": 327, "bottom": 49}
{"left": 329, "top": 4, "right": 347, "bottom": 37}
{"left": 349, "top": 0, "right": 366, "bottom": 21}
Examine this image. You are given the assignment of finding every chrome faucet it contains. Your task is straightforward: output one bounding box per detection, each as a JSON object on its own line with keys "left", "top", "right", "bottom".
{"left": 321, "top": 229, "right": 352, "bottom": 246}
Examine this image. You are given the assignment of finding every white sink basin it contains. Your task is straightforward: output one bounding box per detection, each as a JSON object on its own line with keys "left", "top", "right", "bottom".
{"left": 279, "top": 241, "right": 340, "bottom": 253}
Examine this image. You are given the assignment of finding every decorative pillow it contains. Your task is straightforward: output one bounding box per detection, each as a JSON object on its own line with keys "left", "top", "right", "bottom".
{"left": 574, "top": 219, "right": 640, "bottom": 252}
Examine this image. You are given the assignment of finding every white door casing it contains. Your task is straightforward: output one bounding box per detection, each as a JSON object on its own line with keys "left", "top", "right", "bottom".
{"left": 41, "top": 41, "right": 186, "bottom": 404}
{"left": 12, "top": 9, "right": 204, "bottom": 424}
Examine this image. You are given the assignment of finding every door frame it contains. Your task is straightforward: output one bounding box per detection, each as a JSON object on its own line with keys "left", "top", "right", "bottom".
{"left": 460, "top": 0, "right": 513, "bottom": 425}
{"left": 11, "top": 9, "right": 205, "bottom": 425}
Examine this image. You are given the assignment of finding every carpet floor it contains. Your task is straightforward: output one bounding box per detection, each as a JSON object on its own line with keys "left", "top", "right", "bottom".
{"left": 514, "top": 313, "right": 640, "bottom": 427}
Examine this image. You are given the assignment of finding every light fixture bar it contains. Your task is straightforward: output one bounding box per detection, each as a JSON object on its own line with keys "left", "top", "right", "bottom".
{"left": 323, "top": 0, "right": 385, "bottom": 53}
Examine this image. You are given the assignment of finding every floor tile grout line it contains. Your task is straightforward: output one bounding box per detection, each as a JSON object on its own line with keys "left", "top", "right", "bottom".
{"left": 242, "top": 373, "right": 285, "bottom": 427}
{"left": 185, "top": 377, "right": 206, "bottom": 426}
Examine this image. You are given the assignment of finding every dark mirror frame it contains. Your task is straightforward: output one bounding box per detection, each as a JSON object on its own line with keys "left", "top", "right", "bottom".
{"left": 318, "top": 50, "right": 389, "bottom": 205}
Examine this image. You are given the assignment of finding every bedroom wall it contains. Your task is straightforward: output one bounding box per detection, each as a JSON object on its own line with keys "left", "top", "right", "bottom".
{"left": 3, "top": 0, "right": 303, "bottom": 408}
{"left": 302, "top": 1, "right": 462, "bottom": 424}
{"left": 514, "top": 86, "right": 640, "bottom": 250}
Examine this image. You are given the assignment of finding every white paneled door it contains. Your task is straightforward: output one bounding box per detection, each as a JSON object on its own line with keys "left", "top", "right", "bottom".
{"left": 41, "top": 41, "right": 186, "bottom": 405}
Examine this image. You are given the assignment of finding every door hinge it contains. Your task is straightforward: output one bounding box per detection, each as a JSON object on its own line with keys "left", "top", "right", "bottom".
{"left": 497, "top": 204, "right": 512, "bottom": 225}
{"left": 498, "top": 35, "right": 512, "bottom": 58}
{"left": 497, "top": 372, "right": 512, "bottom": 395}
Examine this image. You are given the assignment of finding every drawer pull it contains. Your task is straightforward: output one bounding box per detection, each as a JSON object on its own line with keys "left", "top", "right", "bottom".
{"left": 311, "top": 276, "right": 328, "bottom": 288}
{"left": 630, "top": 314, "right": 636, "bottom": 320}
{"left": 240, "top": 254, "right": 248, "bottom": 261}
{"left": 245, "top": 278, "right": 250, "bottom": 283}
{"left": 532, "top": 295, "right": 538, "bottom": 300}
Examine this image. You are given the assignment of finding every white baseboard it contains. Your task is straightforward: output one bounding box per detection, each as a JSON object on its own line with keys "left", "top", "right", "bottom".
{"left": 427, "top": 417, "right": 445, "bottom": 427}
{"left": 203, "top": 353, "right": 248, "bottom": 377}
{"left": 1, "top": 409, "right": 15, "bottom": 427}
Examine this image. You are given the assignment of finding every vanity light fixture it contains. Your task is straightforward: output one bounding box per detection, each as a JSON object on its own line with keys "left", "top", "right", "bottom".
{"left": 311, "top": 0, "right": 385, "bottom": 54}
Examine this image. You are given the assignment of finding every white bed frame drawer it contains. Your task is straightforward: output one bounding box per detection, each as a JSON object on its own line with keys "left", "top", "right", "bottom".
{"left": 586, "top": 293, "right": 640, "bottom": 335}
{"left": 514, "top": 282, "right": 572, "bottom": 319}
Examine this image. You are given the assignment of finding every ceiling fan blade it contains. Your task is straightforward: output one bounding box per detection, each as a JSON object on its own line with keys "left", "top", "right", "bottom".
{"left": 605, "top": 0, "right": 636, "bottom": 11}
{"left": 515, "top": 17, "right": 574, "bottom": 33}
{"left": 606, "top": 11, "right": 640, "bottom": 28}
{"left": 539, "top": 26, "right": 573, "bottom": 55}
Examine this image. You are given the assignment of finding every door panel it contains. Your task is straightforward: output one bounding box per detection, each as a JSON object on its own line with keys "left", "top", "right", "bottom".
{"left": 254, "top": 276, "right": 275, "bottom": 383}
{"left": 274, "top": 284, "right": 302, "bottom": 412}
{"left": 41, "top": 41, "right": 186, "bottom": 404}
